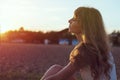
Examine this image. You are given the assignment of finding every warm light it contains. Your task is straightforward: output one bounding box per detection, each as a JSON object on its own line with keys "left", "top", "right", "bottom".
{"left": 0, "top": 27, "right": 8, "bottom": 41}
{"left": 0, "top": 27, "right": 9, "bottom": 34}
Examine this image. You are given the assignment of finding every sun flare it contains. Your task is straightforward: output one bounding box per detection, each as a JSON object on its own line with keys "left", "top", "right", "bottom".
{"left": 0, "top": 27, "right": 10, "bottom": 34}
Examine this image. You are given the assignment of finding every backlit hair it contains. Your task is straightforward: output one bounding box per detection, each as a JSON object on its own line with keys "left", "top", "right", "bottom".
{"left": 74, "top": 7, "right": 112, "bottom": 80}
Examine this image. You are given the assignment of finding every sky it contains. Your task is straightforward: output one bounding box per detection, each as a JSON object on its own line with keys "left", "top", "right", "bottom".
{"left": 0, "top": 0, "right": 120, "bottom": 34}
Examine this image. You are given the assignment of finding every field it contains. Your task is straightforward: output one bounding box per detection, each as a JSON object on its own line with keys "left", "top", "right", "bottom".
{"left": 0, "top": 43, "right": 120, "bottom": 80}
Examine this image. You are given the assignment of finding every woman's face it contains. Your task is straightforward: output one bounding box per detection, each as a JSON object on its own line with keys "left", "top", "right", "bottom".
{"left": 68, "top": 16, "right": 81, "bottom": 34}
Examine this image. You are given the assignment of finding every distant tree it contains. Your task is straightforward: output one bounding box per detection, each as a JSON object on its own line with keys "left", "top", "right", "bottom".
{"left": 110, "top": 30, "right": 120, "bottom": 46}
{"left": 19, "top": 27, "right": 24, "bottom": 32}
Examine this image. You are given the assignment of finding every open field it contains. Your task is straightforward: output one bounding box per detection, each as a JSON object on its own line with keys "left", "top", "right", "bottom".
{"left": 0, "top": 43, "right": 120, "bottom": 80}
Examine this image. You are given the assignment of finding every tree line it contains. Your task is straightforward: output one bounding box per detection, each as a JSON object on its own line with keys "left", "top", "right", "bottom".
{"left": 0, "top": 27, "right": 76, "bottom": 45}
{"left": 0, "top": 27, "right": 120, "bottom": 46}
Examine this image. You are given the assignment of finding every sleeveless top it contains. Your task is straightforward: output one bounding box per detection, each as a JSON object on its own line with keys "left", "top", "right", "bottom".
{"left": 69, "top": 43, "right": 117, "bottom": 80}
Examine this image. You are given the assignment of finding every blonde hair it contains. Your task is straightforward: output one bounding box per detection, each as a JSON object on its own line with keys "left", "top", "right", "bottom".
{"left": 74, "top": 7, "right": 111, "bottom": 80}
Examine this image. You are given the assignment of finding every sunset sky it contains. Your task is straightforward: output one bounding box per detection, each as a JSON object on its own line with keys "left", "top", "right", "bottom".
{"left": 0, "top": 0, "right": 120, "bottom": 34}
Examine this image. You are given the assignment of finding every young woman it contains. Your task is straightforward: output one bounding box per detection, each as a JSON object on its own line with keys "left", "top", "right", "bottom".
{"left": 40, "top": 7, "right": 117, "bottom": 80}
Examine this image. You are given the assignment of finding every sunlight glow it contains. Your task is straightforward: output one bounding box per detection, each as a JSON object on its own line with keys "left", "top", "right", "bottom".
{"left": 0, "top": 27, "right": 10, "bottom": 34}
{"left": 0, "top": 0, "right": 120, "bottom": 34}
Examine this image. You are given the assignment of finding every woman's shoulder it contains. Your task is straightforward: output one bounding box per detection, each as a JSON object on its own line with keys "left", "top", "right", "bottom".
{"left": 71, "top": 42, "right": 98, "bottom": 59}
{"left": 70, "top": 42, "right": 97, "bottom": 66}
{"left": 74, "top": 42, "right": 96, "bottom": 53}
{"left": 75, "top": 42, "right": 94, "bottom": 48}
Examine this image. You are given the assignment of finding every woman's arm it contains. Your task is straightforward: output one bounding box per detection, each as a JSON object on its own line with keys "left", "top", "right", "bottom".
{"left": 42, "top": 62, "right": 77, "bottom": 80}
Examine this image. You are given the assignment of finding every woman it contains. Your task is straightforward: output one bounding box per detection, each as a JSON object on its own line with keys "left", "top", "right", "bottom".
{"left": 40, "top": 7, "right": 117, "bottom": 80}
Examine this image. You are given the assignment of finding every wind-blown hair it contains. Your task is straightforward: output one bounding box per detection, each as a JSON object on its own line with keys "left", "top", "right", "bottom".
{"left": 74, "top": 7, "right": 112, "bottom": 80}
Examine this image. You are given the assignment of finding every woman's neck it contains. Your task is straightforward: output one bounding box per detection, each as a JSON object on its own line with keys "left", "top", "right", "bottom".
{"left": 75, "top": 34, "right": 82, "bottom": 42}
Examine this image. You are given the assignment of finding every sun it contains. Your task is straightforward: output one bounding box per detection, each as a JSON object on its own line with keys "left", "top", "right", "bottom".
{"left": 0, "top": 27, "right": 9, "bottom": 41}
{"left": 0, "top": 27, "right": 9, "bottom": 34}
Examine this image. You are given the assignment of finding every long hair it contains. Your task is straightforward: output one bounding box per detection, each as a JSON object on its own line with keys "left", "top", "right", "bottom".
{"left": 74, "top": 7, "right": 112, "bottom": 80}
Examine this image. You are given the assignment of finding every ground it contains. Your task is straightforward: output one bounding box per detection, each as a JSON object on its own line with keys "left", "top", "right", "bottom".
{"left": 0, "top": 43, "right": 120, "bottom": 80}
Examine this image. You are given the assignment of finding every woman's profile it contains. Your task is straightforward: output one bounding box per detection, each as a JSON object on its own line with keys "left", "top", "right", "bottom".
{"left": 40, "top": 7, "right": 117, "bottom": 80}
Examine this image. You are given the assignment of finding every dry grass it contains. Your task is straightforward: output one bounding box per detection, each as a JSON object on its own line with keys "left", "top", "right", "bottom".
{"left": 0, "top": 43, "right": 120, "bottom": 80}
